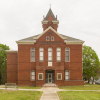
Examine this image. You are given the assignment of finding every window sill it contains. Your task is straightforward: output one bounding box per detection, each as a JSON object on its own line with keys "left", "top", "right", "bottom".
{"left": 38, "top": 79, "right": 43, "bottom": 80}
{"left": 31, "top": 80, "right": 35, "bottom": 81}
{"left": 57, "top": 79, "right": 62, "bottom": 80}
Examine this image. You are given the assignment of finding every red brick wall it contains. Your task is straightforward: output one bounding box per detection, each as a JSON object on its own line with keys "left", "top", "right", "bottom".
{"left": 7, "top": 52, "right": 18, "bottom": 84}
{"left": 7, "top": 22, "right": 84, "bottom": 86}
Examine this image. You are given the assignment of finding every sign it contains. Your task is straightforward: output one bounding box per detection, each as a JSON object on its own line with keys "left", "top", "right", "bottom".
{"left": 40, "top": 42, "right": 60, "bottom": 44}
{"left": 48, "top": 32, "right": 52, "bottom": 34}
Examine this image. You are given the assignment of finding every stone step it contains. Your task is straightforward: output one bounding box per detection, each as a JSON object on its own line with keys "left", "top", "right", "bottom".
{"left": 43, "top": 83, "right": 58, "bottom": 87}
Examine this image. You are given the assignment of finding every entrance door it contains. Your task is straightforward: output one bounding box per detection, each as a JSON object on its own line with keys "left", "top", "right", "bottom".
{"left": 48, "top": 73, "right": 52, "bottom": 83}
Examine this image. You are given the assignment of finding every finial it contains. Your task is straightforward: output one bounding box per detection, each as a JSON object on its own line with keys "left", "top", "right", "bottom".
{"left": 43, "top": 15, "right": 45, "bottom": 19}
{"left": 56, "top": 15, "right": 57, "bottom": 19}
{"left": 50, "top": 4, "right": 51, "bottom": 9}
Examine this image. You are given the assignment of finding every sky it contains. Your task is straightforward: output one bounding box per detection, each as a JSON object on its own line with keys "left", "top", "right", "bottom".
{"left": 0, "top": 0, "right": 100, "bottom": 59}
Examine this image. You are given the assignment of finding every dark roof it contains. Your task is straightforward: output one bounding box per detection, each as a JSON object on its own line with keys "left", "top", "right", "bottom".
{"left": 17, "top": 34, "right": 39, "bottom": 41}
{"left": 43, "top": 8, "right": 57, "bottom": 21}
{"left": 17, "top": 34, "right": 83, "bottom": 42}
{"left": 60, "top": 34, "right": 83, "bottom": 41}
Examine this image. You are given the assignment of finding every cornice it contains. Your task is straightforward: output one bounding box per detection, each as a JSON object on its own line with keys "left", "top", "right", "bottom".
{"left": 52, "top": 20, "right": 59, "bottom": 24}
{"left": 16, "top": 40, "right": 36, "bottom": 44}
{"left": 64, "top": 41, "right": 85, "bottom": 44}
{"left": 41, "top": 20, "right": 48, "bottom": 24}
{"left": 6, "top": 50, "right": 18, "bottom": 53}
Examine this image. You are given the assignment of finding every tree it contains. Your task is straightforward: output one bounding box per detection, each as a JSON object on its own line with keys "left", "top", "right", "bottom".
{"left": 0, "top": 44, "right": 10, "bottom": 84}
{"left": 83, "top": 45, "right": 100, "bottom": 83}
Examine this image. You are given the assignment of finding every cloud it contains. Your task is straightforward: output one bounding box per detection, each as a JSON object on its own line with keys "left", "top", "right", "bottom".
{"left": 0, "top": 0, "right": 100, "bottom": 58}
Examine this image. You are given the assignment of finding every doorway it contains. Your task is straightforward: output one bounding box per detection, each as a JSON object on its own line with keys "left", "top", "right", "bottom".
{"left": 48, "top": 73, "right": 52, "bottom": 83}
{"left": 46, "top": 70, "right": 54, "bottom": 83}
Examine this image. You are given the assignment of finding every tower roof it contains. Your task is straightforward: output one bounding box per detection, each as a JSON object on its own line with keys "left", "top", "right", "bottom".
{"left": 43, "top": 8, "right": 58, "bottom": 21}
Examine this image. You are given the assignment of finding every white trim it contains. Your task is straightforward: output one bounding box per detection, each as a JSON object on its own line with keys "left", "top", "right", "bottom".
{"left": 64, "top": 40, "right": 84, "bottom": 44}
{"left": 38, "top": 73, "right": 43, "bottom": 80}
{"left": 31, "top": 47, "right": 35, "bottom": 62}
{"left": 57, "top": 47, "right": 61, "bottom": 61}
{"left": 65, "top": 70, "right": 69, "bottom": 80}
{"left": 52, "top": 20, "right": 59, "bottom": 24}
{"left": 39, "top": 47, "right": 44, "bottom": 61}
{"left": 51, "top": 36, "right": 54, "bottom": 41}
{"left": 57, "top": 73, "right": 62, "bottom": 80}
{"left": 16, "top": 40, "right": 36, "bottom": 44}
{"left": 6, "top": 50, "right": 18, "bottom": 53}
{"left": 65, "top": 47, "right": 70, "bottom": 62}
{"left": 46, "top": 36, "right": 49, "bottom": 41}
{"left": 41, "top": 20, "right": 48, "bottom": 24}
{"left": 37, "top": 26, "right": 66, "bottom": 40}
{"left": 48, "top": 47, "right": 52, "bottom": 61}
{"left": 30, "top": 71, "right": 35, "bottom": 81}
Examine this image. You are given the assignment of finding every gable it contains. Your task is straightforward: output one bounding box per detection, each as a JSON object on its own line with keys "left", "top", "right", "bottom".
{"left": 36, "top": 26, "right": 66, "bottom": 40}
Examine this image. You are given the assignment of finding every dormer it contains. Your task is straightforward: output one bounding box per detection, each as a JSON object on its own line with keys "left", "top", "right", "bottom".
{"left": 42, "top": 8, "right": 59, "bottom": 31}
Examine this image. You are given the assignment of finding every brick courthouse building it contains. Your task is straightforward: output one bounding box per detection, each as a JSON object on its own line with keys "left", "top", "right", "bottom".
{"left": 6, "top": 8, "right": 84, "bottom": 86}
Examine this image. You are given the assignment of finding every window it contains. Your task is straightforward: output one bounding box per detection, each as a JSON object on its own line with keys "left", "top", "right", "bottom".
{"left": 65, "top": 71, "right": 69, "bottom": 80}
{"left": 51, "top": 36, "right": 54, "bottom": 41}
{"left": 65, "top": 47, "right": 69, "bottom": 61}
{"left": 57, "top": 48, "right": 61, "bottom": 61}
{"left": 57, "top": 73, "right": 62, "bottom": 80}
{"left": 38, "top": 73, "right": 43, "bottom": 80}
{"left": 31, "top": 48, "right": 35, "bottom": 61}
{"left": 31, "top": 71, "right": 35, "bottom": 80}
{"left": 46, "top": 36, "right": 49, "bottom": 41}
{"left": 39, "top": 48, "right": 43, "bottom": 61}
{"left": 48, "top": 48, "right": 52, "bottom": 61}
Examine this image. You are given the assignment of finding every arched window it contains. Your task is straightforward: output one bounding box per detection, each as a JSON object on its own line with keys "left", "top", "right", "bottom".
{"left": 31, "top": 48, "right": 35, "bottom": 61}
{"left": 51, "top": 36, "right": 54, "bottom": 41}
{"left": 46, "top": 36, "right": 49, "bottom": 41}
{"left": 57, "top": 48, "right": 61, "bottom": 61}
{"left": 39, "top": 48, "right": 44, "bottom": 61}
{"left": 65, "top": 47, "right": 69, "bottom": 61}
{"left": 48, "top": 48, "right": 52, "bottom": 61}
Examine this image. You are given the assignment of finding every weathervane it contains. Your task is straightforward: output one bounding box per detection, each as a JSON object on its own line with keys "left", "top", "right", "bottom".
{"left": 50, "top": 4, "right": 51, "bottom": 8}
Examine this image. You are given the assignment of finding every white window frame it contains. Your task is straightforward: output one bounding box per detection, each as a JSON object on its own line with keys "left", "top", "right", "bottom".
{"left": 51, "top": 36, "right": 54, "bottom": 41}
{"left": 31, "top": 71, "right": 35, "bottom": 80}
{"left": 57, "top": 47, "right": 61, "bottom": 61}
{"left": 31, "top": 47, "right": 35, "bottom": 62}
{"left": 48, "top": 48, "right": 52, "bottom": 61}
{"left": 57, "top": 73, "right": 62, "bottom": 80}
{"left": 38, "top": 73, "right": 43, "bottom": 80}
{"left": 39, "top": 47, "right": 44, "bottom": 61}
{"left": 46, "top": 36, "right": 49, "bottom": 41}
{"left": 65, "top": 47, "right": 70, "bottom": 62}
{"left": 65, "top": 71, "right": 69, "bottom": 80}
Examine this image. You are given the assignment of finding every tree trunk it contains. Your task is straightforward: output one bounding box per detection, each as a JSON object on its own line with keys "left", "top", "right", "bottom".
{"left": 88, "top": 77, "right": 90, "bottom": 83}
{"left": 92, "top": 77, "right": 94, "bottom": 84}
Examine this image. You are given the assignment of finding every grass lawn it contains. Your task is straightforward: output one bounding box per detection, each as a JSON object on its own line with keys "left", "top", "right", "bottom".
{"left": 0, "top": 86, "right": 41, "bottom": 89}
{"left": 0, "top": 90, "right": 42, "bottom": 100}
{"left": 58, "top": 91, "right": 100, "bottom": 100}
{"left": 18, "top": 86, "right": 41, "bottom": 89}
{"left": 58, "top": 84, "right": 100, "bottom": 100}
{"left": 59, "top": 84, "right": 100, "bottom": 90}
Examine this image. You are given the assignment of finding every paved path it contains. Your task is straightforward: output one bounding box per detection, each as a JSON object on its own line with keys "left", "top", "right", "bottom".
{"left": 40, "top": 87, "right": 60, "bottom": 100}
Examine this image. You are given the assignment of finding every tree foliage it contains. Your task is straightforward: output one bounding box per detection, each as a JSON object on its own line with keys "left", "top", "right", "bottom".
{"left": 0, "top": 44, "right": 10, "bottom": 84}
{"left": 83, "top": 45, "right": 100, "bottom": 83}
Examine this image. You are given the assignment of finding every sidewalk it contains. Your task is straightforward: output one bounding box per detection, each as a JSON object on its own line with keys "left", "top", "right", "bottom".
{"left": 40, "top": 87, "right": 60, "bottom": 100}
